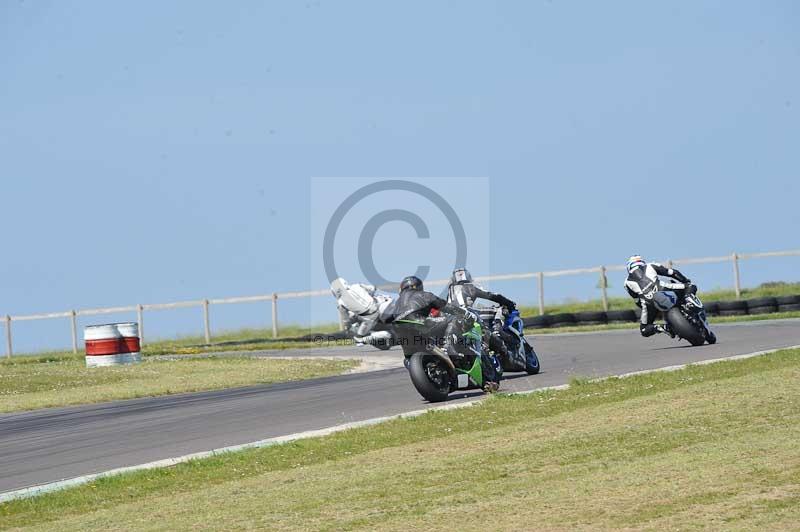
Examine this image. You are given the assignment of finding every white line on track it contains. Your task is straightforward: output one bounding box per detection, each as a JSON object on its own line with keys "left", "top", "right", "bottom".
{"left": 2, "top": 344, "right": 799, "bottom": 504}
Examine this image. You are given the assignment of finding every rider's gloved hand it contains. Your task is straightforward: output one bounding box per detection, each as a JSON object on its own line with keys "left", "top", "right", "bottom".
{"left": 463, "top": 311, "right": 476, "bottom": 330}
{"left": 685, "top": 283, "right": 697, "bottom": 296}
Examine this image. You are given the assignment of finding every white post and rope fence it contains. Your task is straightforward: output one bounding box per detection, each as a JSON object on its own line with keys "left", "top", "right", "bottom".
{"left": 2, "top": 248, "right": 798, "bottom": 358}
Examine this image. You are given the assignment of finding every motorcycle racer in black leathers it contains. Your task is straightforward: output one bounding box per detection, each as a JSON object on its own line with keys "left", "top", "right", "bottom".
{"left": 624, "top": 255, "right": 697, "bottom": 338}
{"left": 390, "top": 275, "right": 500, "bottom": 391}
{"left": 447, "top": 268, "right": 516, "bottom": 360}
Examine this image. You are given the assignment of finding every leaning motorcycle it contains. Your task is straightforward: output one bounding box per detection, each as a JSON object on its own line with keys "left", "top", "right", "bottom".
{"left": 649, "top": 287, "right": 717, "bottom": 346}
{"left": 399, "top": 314, "right": 497, "bottom": 403}
{"left": 478, "top": 307, "right": 540, "bottom": 374}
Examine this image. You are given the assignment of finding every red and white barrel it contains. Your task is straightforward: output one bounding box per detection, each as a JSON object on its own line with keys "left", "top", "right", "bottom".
{"left": 84, "top": 322, "right": 141, "bottom": 367}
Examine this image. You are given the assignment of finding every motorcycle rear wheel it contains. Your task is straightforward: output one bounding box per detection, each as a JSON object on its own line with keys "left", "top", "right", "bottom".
{"left": 666, "top": 308, "right": 705, "bottom": 346}
{"left": 408, "top": 353, "right": 453, "bottom": 402}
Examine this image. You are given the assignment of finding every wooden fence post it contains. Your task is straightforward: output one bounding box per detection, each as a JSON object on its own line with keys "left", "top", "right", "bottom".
{"left": 599, "top": 266, "right": 609, "bottom": 312}
{"left": 271, "top": 293, "right": 279, "bottom": 338}
{"left": 4, "top": 315, "right": 11, "bottom": 358}
{"left": 137, "top": 304, "right": 144, "bottom": 346}
{"left": 70, "top": 310, "right": 78, "bottom": 354}
{"left": 202, "top": 299, "right": 211, "bottom": 345}
{"left": 537, "top": 272, "right": 545, "bottom": 316}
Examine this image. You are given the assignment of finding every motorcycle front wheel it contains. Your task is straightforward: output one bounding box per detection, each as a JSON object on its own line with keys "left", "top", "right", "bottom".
{"left": 524, "top": 341, "right": 540, "bottom": 375}
{"left": 666, "top": 308, "right": 705, "bottom": 346}
{"left": 408, "top": 353, "right": 453, "bottom": 402}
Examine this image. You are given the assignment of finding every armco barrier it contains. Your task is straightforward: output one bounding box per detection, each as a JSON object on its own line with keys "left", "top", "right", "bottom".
{"left": 2, "top": 248, "right": 799, "bottom": 357}
{"left": 777, "top": 295, "right": 800, "bottom": 312}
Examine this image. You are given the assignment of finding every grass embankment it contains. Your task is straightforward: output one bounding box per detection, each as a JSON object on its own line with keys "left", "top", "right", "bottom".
{"left": 0, "top": 356, "right": 356, "bottom": 413}
{"left": 4, "top": 323, "right": 344, "bottom": 361}
{"left": 140, "top": 323, "right": 343, "bottom": 356}
{"left": 4, "top": 348, "right": 799, "bottom": 530}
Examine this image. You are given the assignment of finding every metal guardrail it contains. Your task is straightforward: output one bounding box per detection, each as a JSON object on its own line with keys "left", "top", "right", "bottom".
{"left": 3, "top": 249, "right": 799, "bottom": 357}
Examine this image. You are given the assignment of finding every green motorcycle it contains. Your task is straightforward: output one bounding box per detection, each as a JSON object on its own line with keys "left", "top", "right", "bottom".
{"left": 403, "top": 319, "right": 496, "bottom": 403}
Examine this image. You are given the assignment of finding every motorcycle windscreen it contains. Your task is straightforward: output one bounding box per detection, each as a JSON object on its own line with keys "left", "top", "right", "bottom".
{"left": 685, "top": 294, "right": 704, "bottom": 309}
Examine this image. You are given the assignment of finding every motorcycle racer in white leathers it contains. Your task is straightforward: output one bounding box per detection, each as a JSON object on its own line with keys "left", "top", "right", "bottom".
{"left": 330, "top": 278, "right": 395, "bottom": 347}
{"left": 624, "top": 255, "right": 696, "bottom": 338}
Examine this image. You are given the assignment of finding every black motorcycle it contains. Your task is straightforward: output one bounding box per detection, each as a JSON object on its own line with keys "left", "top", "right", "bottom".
{"left": 649, "top": 287, "right": 717, "bottom": 346}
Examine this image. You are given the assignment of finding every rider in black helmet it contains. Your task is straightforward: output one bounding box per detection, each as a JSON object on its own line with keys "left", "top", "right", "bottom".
{"left": 399, "top": 275, "right": 423, "bottom": 293}
{"left": 393, "top": 275, "right": 450, "bottom": 322}
{"left": 391, "top": 275, "right": 500, "bottom": 392}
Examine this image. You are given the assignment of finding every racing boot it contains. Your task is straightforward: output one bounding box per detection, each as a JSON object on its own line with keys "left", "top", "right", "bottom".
{"left": 656, "top": 324, "right": 676, "bottom": 338}
{"left": 480, "top": 353, "right": 501, "bottom": 393}
{"left": 483, "top": 380, "right": 499, "bottom": 393}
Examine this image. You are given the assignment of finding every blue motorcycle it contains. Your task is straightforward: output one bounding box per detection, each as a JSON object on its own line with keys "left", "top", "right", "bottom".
{"left": 480, "top": 307, "right": 540, "bottom": 375}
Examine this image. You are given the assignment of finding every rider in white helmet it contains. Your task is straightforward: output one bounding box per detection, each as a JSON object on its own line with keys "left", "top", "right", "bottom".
{"left": 447, "top": 267, "right": 516, "bottom": 359}
{"left": 624, "top": 255, "right": 696, "bottom": 338}
{"left": 330, "top": 278, "right": 394, "bottom": 346}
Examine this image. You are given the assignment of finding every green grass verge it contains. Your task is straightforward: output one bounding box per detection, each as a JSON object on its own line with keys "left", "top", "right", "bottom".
{"left": 3, "top": 348, "right": 799, "bottom": 530}
{"left": 0, "top": 356, "right": 357, "bottom": 413}
{"left": 138, "top": 323, "right": 344, "bottom": 356}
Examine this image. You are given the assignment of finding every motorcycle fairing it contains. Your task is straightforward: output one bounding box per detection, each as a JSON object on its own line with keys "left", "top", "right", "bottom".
{"left": 653, "top": 291, "right": 678, "bottom": 312}
{"left": 455, "top": 355, "right": 484, "bottom": 388}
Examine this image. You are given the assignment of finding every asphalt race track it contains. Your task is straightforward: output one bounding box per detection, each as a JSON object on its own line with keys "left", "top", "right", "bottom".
{"left": 2, "top": 319, "right": 799, "bottom": 495}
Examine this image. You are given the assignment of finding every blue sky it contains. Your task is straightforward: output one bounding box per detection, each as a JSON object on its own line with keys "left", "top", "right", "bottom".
{"left": 1, "top": 1, "right": 798, "bottom": 351}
